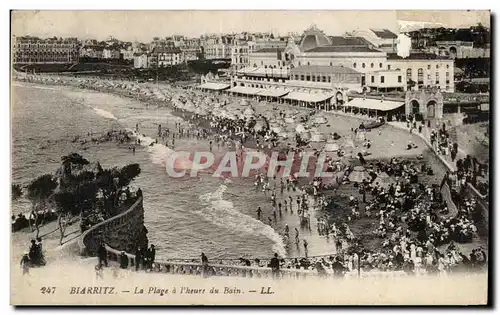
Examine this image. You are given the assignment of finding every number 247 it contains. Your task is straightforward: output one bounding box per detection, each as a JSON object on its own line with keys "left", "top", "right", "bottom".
{"left": 40, "top": 287, "right": 56, "bottom": 294}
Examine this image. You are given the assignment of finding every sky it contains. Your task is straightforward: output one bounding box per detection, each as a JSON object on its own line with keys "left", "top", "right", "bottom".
{"left": 11, "top": 10, "right": 490, "bottom": 42}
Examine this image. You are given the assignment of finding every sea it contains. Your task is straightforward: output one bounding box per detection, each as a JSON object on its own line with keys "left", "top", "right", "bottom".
{"left": 12, "top": 82, "right": 334, "bottom": 261}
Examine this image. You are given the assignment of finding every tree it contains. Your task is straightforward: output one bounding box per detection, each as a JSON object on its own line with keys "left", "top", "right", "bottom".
{"left": 26, "top": 174, "right": 57, "bottom": 238}
{"left": 11, "top": 184, "right": 22, "bottom": 201}
{"left": 96, "top": 163, "right": 141, "bottom": 215}
{"left": 53, "top": 181, "right": 98, "bottom": 244}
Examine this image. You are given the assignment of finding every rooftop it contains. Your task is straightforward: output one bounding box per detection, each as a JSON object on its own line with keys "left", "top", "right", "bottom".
{"left": 370, "top": 29, "right": 398, "bottom": 39}
{"left": 152, "top": 47, "right": 182, "bottom": 54}
{"left": 253, "top": 47, "right": 285, "bottom": 53}
{"left": 328, "top": 36, "right": 371, "bottom": 46}
{"left": 305, "top": 46, "right": 382, "bottom": 53}
{"left": 291, "top": 65, "right": 360, "bottom": 74}
{"left": 387, "top": 52, "right": 452, "bottom": 60}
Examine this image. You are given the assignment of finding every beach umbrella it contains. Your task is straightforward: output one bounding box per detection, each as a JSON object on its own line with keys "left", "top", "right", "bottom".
{"left": 372, "top": 172, "right": 395, "bottom": 189}
{"left": 348, "top": 166, "right": 370, "bottom": 183}
{"left": 240, "top": 99, "right": 250, "bottom": 106}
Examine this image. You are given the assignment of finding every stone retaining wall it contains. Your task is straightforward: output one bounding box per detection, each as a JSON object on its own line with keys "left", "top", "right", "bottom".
{"left": 78, "top": 197, "right": 148, "bottom": 256}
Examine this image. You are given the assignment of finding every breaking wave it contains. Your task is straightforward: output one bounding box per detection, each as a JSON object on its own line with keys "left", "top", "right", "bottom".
{"left": 91, "top": 107, "right": 118, "bottom": 120}
{"left": 199, "top": 184, "right": 287, "bottom": 257}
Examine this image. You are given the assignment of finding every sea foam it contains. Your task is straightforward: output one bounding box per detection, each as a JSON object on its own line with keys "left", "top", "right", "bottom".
{"left": 199, "top": 184, "right": 287, "bottom": 257}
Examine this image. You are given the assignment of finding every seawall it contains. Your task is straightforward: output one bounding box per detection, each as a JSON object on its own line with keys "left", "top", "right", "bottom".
{"left": 78, "top": 196, "right": 148, "bottom": 256}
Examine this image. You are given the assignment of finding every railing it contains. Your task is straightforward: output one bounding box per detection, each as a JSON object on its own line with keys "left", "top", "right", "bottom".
{"left": 103, "top": 244, "right": 317, "bottom": 279}
{"left": 78, "top": 196, "right": 143, "bottom": 256}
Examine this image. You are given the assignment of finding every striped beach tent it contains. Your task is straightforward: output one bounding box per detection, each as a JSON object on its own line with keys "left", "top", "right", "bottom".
{"left": 348, "top": 165, "right": 370, "bottom": 183}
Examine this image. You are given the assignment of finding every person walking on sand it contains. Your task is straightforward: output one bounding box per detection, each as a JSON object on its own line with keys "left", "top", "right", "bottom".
{"left": 295, "top": 228, "right": 299, "bottom": 244}
{"left": 303, "top": 239, "right": 309, "bottom": 257}
{"left": 256, "top": 207, "right": 262, "bottom": 220}
{"left": 20, "top": 254, "right": 30, "bottom": 276}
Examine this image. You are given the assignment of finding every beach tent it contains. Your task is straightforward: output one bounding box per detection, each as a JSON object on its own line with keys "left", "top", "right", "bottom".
{"left": 323, "top": 142, "right": 340, "bottom": 152}
{"left": 300, "top": 131, "right": 312, "bottom": 142}
{"left": 243, "top": 107, "right": 256, "bottom": 120}
{"left": 372, "top": 172, "right": 395, "bottom": 189}
{"left": 348, "top": 166, "right": 371, "bottom": 183}
{"left": 313, "top": 114, "right": 328, "bottom": 125}
{"left": 310, "top": 132, "right": 326, "bottom": 143}
{"left": 295, "top": 123, "right": 307, "bottom": 134}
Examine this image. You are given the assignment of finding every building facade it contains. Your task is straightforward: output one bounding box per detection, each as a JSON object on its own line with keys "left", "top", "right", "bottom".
{"left": 13, "top": 36, "right": 79, "bottom": 64}
{"left": 386, "top": 53, "right": 455, "bottom": 92}
{"left": 133, "top": 53, "right": 150, "bottom": 68}
{"left": 346, "top": 29, "right": 398, "bottom": 53}
{"left": 231, "top": 25, "right": 455, "bottom": 97}
{"left": 231, "top": 41, "right": 255, "bottom": 70}
{"left": 429, "top": 41, "right": 490, "bottom": 59}
{"left": 154, "top": 47, "right": 183, "bottom": 66}
{"left": 79, "top": 46, "right": 104, "bottom": 59}
{"left": 103, "top": 48, "right": 121, "bottom": 59}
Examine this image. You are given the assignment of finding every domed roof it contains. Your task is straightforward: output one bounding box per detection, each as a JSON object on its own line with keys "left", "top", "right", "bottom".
{"left": 299, "top": 25, "right": 332, "bottom": 52}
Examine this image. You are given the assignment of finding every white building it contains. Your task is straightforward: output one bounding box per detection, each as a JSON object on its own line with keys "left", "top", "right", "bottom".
{"left": 133, "top": 53, "right": 149, "bottom": 68}
{"left": 231, "top": 41, "right": 255, "bottom": 70}
{"left": 346, "top": 29, "right": 398, "bottom": 53}
{"left": 154, "top": 47, "right": 183, "bottom": 66}
{"left": 386, "top": 53, "right": 455, "bottom": 92}
{"left": 103, "top": 48, "right": 120, "bottom": 59}
{"left": 121, "top": 48, "right": 135, "bottom": 61}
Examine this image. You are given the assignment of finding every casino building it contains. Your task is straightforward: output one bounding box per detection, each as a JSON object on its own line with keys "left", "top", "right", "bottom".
{"left": 201, "top": 25, "right": 456, "bottom": 116}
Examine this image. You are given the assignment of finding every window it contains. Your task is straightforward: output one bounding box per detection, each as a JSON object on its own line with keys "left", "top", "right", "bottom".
{"left": 312, "top": 76, "right": 316, "bottom": 82}
{"left": 436, "top": 65, "right": 440, "bottom": 69}
{"left": 379, "top": 63, "right": 383, "bottom": 68}
{"left": 295, "top": 75, "right": 299, "bottom": 80}
{"left": 446, "top": 64, "right": 449, "bottom": 69}
{"left": 353, "top": 63, "right": 357, "bottom": 68}
{"left": 300, "top": 75, "right": 305, "bottom": 81}
{"left": 370, "top": 63, "right": 374, "bottom": 68}
{"left": 381, "top": 76, "right": 385, "bottom": 83}
{"left": 406, "top": 68, "right": 412, "bottom": 81}
{"left": 398, "top": 76, "right": 402, "bottom": 83}
{"left": 427, "top": 64, "right": 431, "bottom": 70}
{"left": 362, "top": 63, "right": 365, "bottom": 68}
{"left": 330, "top": 62, "right": 333, "bottom": 66}
{"left": 306, "top": 75, "right": 311, "bottom": 81}
{"left": 264, "top": 65, "right": 267, "bottom": 69}
{"left": 322, "top": 76, "right": 326, "bottom": 82}
{"left": 435, "top": 72, "right": 440, "bottom": 84}
{"left": 387, "top": 65, "right": 391, "bottom": 70}
{"left": 298, "top": 62, "right": 301, "bottom": 66}
{"left": 446, "top": 72, "right": 450, "bottom": 77}
{"left": 427, "top": 74, "right": 431, "bottom": 80}
{"left": 307, "top": 62, "right": 310, "bottom": 66}
{"left": 317, "top": 76, "right": 321, "bottom": 82}
{"left": 371, "top": 76, "right": 375, "bottom": 83}
{"left": 328, "top": 76, "right": 331, "bottom": 83}
{"left": 417, "top": 68, "right": 424, "bottom": 83}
